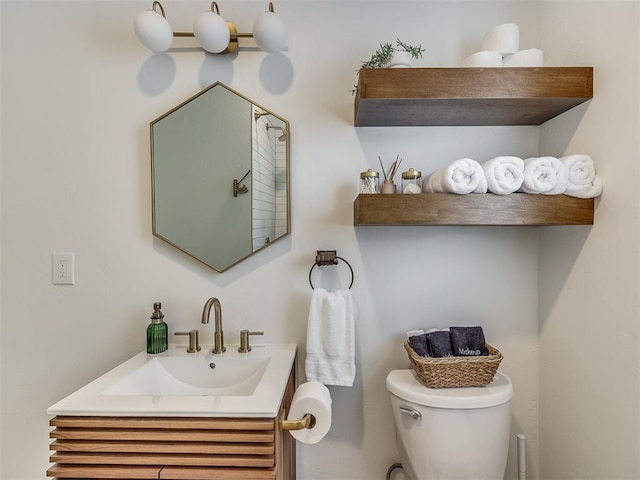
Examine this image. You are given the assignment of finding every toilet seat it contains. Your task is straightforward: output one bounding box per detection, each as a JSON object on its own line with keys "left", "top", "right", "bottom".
{"left": 386, "top": 370, "right": 512, "bottom": 409}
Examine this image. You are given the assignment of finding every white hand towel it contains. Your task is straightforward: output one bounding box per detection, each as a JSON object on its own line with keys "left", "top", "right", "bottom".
{"left": 521, "top": 156, "right": 567, "bottom": 194}
{"left": 305, "top": 288, "right": 355, "bottom": 387}
{"left": 482, "top": 156, "right": 524, "bottom": 195}
{"left": 423, "top": 158, "right": 488, "bottom": 194}
{"left": 561, "top": 154, "right": 603, "bottom": 198}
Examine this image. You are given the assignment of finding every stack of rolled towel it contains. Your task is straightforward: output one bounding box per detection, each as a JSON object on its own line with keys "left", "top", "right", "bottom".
{"left": 407, "top": 326, "right": 490, "bottom": 358}
{"left": 422, "top": 154, "right": 602, "bottom": 198}
{"left": 462, "top": 23, "right": 544, "bottom": 68}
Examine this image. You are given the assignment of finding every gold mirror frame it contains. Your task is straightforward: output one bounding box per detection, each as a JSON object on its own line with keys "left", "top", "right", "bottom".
{"left": 151, "top": 82, "right": 290, "bottom": 272}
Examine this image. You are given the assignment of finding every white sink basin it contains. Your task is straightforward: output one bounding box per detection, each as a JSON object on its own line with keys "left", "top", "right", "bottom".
{"left": 102, "top": 355, "right": 269, "bottom": 396}
{"left": 47, "top": 343, "right": 296, "bottom": 417}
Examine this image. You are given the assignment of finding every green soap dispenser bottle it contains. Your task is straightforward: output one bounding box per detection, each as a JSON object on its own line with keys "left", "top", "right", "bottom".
{"left": 147, "top": 302, "right": 168, "bottom": 354}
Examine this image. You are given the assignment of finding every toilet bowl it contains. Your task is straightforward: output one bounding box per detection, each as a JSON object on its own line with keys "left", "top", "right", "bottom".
{"left": 386, "top": 369, "right": 512, "bottom": 480}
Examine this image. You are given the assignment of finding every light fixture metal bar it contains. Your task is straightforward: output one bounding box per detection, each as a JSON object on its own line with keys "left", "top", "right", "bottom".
{"left": 152, "top": 0, "right": 166, "bottom": 17}
{"left": 172, "top": 32, "right": 254, "bottom": 39}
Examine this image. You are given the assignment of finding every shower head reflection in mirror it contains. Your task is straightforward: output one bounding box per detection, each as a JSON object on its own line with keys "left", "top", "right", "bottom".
{"left": 266, "top": 125, "right": 287, "bottom": 141}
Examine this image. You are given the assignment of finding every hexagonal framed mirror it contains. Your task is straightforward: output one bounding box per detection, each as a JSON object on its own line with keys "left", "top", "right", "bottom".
{"left": 151, "top": 82, "right": 290, "bottom": 272}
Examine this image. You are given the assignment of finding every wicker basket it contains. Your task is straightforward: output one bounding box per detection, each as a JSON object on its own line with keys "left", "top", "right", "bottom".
{"left": 404, "top": 341, "right": 503, "bottom": 388}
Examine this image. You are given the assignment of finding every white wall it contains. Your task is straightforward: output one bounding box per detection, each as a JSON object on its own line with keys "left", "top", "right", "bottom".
{"left": 538, "top": 2, "right": 640, "bottom": 479}
{"left": 0, "top": 1, "right": 636, "bottom": 480}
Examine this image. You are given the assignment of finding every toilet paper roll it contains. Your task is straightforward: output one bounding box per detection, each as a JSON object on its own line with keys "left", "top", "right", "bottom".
{"left": 462, "top": 51, "right": 503, "bottom": 67}
{"left": 503, "top": 48, "right": 544, "bottom": 67}
{"left": 287, "top": 381, "right": 332, "bottom": 444}
{"left": 481, "top": 23, "right": 519, "bottom": 55}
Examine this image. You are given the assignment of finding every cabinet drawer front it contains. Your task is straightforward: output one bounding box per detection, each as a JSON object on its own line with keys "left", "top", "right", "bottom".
{"left": 48, "top": 416, "right": 279, "bottom": 479}
{"left": 47, "top": 464, "right": 277, "bottom": 479}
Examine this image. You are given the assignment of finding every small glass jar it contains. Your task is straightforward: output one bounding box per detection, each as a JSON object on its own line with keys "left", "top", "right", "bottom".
{"left": 401, "top": 168, "right": 422, "bottom": 194}
{"left": 360, "top": 169, "right": 380, "bottom": 194}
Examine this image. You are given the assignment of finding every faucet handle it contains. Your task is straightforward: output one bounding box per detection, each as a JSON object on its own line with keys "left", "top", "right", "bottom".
{"left": 174, "top": 330, "right": 201, "bottom": 353}
{"left": 238, "top": 330, "right": 264, "bottom": 353}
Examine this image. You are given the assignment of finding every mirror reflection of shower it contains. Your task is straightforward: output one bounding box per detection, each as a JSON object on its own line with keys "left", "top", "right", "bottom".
{"left": 266, "top": 125, "right": 287, "bottom": 141}
{"left": 252, "top": 108, "right": 288, "bottom": 251}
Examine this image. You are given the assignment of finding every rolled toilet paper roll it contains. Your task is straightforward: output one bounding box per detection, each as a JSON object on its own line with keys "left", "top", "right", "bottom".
{"left": 462, "top": 51, "right": 503, "bottom": 67}
{"left": 287, "top": 381, "right": 332, "bottom": 444}
{"left": 503, "top": 48, "right": 544, "bottom": 67}
{"left": 481, "top": 23, "right": 520, "bottom": 55}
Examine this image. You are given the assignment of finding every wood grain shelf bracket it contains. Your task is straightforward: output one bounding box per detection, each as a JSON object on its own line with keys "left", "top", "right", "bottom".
{"left": 353, "top": 67, "right": 593, "bottom": 126}
{"left": 353, "top": 194, "right": 594, "bottom": 226}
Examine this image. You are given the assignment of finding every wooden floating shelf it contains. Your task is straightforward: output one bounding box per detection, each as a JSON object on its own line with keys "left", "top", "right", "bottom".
{"left": 353, "top": 194, "right": 594, "bottom": 226}
{"left": 354, "top": 67, "right": 593, "bottom": 126}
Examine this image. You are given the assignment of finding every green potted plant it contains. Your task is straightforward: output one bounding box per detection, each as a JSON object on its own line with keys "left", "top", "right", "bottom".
{"left": 361, "top": 39, "right": 425, "bottom": 69}
{"left": 351, "top": 39, "right": 425, "bottom": 94}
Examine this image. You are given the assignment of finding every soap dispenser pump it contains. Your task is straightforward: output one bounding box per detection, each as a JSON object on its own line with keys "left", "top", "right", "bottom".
{"left": 147, "top": 302, "right": 168, "bottom": 354}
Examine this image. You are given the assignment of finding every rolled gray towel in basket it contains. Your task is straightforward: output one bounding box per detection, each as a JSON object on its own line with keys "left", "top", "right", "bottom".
{"left": 450, "top": 326, "right": 490, "bottom": 356}
{"left": 408, "top": 333, "right": 431, "bottom": 357}
{"left": 427, "top": 330, "right": 453, "bottom": 357}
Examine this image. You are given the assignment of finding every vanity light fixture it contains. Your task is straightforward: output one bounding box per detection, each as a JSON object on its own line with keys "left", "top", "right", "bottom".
{"left": 134, "top": 1, "right": 287, "bottom": 54}
{"left": 193, "top": 2, "right": 230, "bottom": 54}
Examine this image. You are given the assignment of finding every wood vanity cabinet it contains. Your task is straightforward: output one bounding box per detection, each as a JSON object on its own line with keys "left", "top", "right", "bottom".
{"left": 47, "top": 366, "right": 296, "bottom": 480}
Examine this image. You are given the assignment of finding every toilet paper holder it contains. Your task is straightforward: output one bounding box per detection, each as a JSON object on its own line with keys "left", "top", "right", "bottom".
{"left": 280, "top": 411, "right": 316, "bottom": 431}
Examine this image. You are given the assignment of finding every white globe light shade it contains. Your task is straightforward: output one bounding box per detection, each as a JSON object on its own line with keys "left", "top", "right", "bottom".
{"left": 193, "top": 11, "right": 230, "bottom": 54}
{"left": 252, "top": 11, "right": 286, "bottom": 53}
{"left": 134, "top": 10, "right": 173, "bottom": 53}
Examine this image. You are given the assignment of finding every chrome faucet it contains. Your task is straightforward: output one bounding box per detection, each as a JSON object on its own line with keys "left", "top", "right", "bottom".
{"left": 201, "top": 297, "right": 225, "bottom": 354}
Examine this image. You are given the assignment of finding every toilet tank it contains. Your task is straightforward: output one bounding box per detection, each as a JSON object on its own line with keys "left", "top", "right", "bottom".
{"left": 387, "top": 370, "right": 512, "bottom": 480}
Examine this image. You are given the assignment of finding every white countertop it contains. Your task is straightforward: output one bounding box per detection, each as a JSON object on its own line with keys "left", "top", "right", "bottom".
{"left": 47, "top": 343, "right": 297, "bottom": 418}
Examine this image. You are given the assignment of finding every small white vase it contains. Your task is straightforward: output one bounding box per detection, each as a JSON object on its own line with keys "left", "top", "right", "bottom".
{"left": 386, "top": 51, "right": 413, "bottom": 68}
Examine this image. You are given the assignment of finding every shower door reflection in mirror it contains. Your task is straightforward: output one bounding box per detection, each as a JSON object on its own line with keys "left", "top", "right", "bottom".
{"left": 151, "top": 82, "right": 290, "bottom": 272}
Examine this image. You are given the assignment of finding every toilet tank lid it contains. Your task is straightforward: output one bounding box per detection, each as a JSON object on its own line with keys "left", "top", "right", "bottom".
{"left": 386, "top": 370, "right": 513, "bottom": 409}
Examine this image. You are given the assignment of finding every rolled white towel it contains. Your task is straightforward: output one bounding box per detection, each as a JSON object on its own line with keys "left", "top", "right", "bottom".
{"left": 561, "top": 154, "right": 603, "bottom": 198}
{"left": 462, "top": 51, "right": 503, "bottom": 67}
{"left": 424, "top": 158, "right": 488, "bottom": 194}
{"left": 482, "top": 156, "right": 524, "bottom": 195}
{"left": 502, "top": 48, "right": 544, "bottom": 67}
{"left": 521, "top": 156, "right": 567, "bottom": 195}
{"left": 481, "top": 23, "right": 520, "bottom": 55}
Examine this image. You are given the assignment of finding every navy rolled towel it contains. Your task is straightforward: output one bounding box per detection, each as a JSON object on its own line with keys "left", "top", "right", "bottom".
{"left": 408, "top": 333, "right": 431, "bottom": 357}
{"left": 450, "top": 326, "right": 490, "bottom": 356}
{"left": 427, "top": 330, "right": 453, "bottom": 357}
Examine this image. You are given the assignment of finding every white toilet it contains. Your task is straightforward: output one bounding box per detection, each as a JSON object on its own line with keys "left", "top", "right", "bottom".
{"left": 386, "top": 369, "right": 513, "bottom": 480}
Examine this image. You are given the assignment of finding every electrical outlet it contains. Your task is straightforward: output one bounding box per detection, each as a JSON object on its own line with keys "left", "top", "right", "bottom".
{"left": 52, "top": 252, "right": 75, "bottom": 285}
